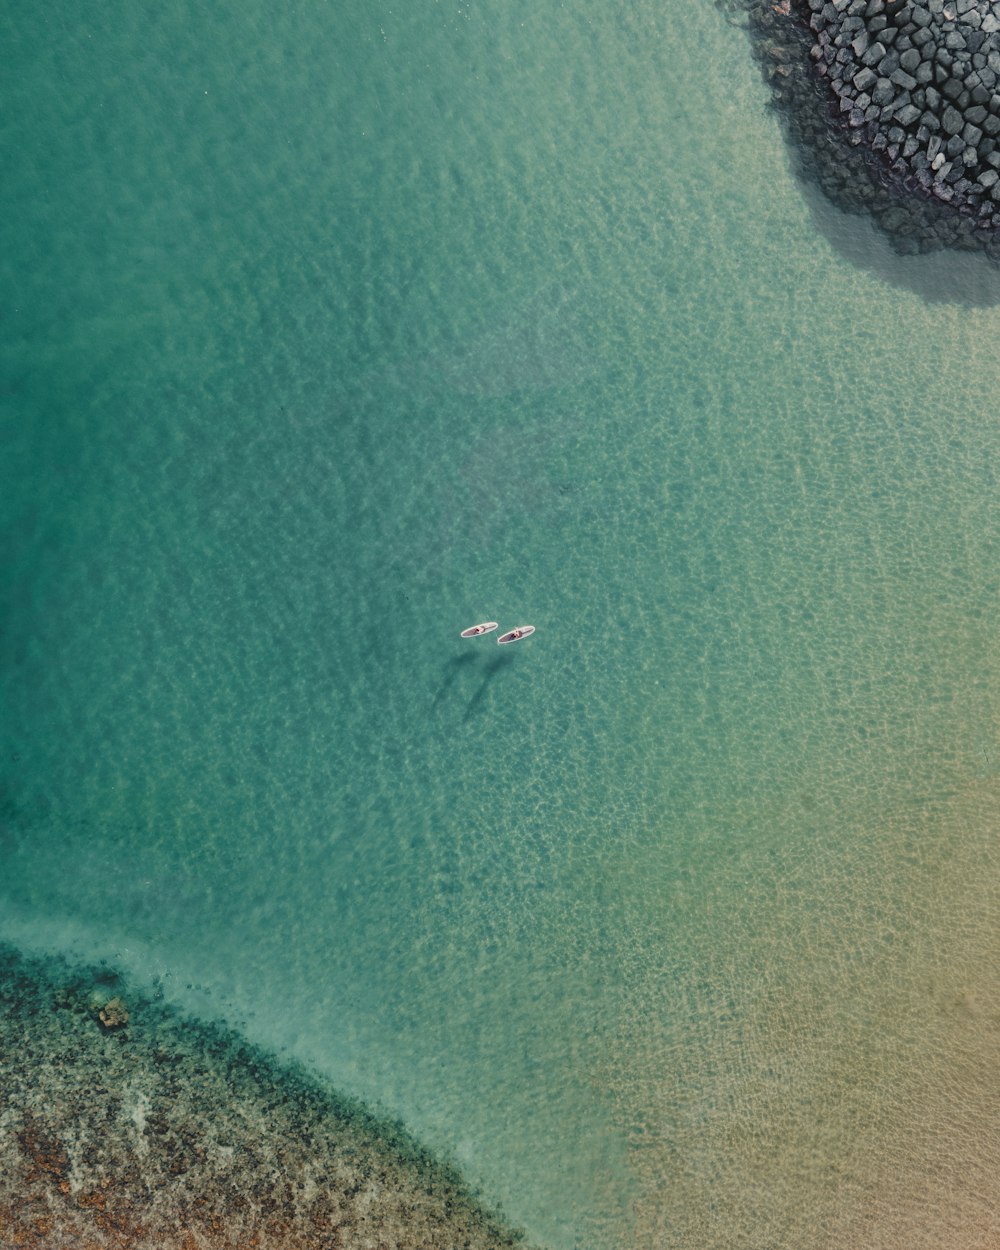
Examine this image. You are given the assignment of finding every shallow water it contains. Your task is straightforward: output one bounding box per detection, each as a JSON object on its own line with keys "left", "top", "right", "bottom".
{"left": 3, "top": 2, "right": 1000, "bottom": 1247}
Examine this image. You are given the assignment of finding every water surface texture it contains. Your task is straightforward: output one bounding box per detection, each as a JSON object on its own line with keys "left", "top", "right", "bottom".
{"left": 3, "top": 3, "right": 1000, "bottom": 1248}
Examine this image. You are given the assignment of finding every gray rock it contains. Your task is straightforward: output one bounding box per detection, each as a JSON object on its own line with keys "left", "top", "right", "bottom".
{"left": 985, "top": 113, "right": 1000, "bottom": 135}
{"left": 922, "top": 109, "right": 942, "bottom": 129}
{"left": 897, "top": 103, "right": 923, "bottom": 123}
{"left": 964, "top": 123, "right": 985, "bottom": 146}
{"left": 854, "top": 66, "right": 879, "bottom": 91}
{"left": 899, "top": 47, "right": 922, "bottom": 71}
{"left": 980, "top": 168, "right": 1000, "bottom": 186}
{"left": 925, "top": 85, "right": 942, "bottom": 109}
{"left": 873, "top": 76, "right": 897, "bottom": 103}
{"left": 967, "top": 104, "right": 989, "bottom": 124}
{"left": 942, "top": 77, "right": 965, "bottom": 100}
{"left": 983, "top": 15, "right": 1000, "bottom": 34}
{"left": 946, "top": 133, "right": 967, "bottom": 156}
{"left": 945, "top": 32, "right": 967, "bottom": 51}
{"left": 928, "top": 133, "right": 943, "bottom": 159}
{"left": 863, "top": 41, "right": 888, "bottom": 64}
{"left": 853, "top": 32, "right": 871, "bottom": 56}
{"left": 911, "top": 4, "right": 933, "bottom": 26}
{"left": 943, "top": 103, "right": 965, "bottom": 133}
{"left": 892, "top": 68, "right": 919, "bottom": 89}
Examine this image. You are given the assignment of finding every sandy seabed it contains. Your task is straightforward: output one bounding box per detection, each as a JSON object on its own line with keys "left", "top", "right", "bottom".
{"left": 0, "top": 943, "right": 529, "bottom": 1250}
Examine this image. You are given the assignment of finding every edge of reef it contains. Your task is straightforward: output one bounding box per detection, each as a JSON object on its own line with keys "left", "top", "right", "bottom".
{"left": 0, "top": 941, "right": 531, "bottom": 1250}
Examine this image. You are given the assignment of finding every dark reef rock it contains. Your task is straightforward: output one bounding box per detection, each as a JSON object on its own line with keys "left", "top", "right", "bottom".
{"left": 0, "top": 943, "right": 529, "bottom": 1250}
{"left": 741, "top": 0, "right": 1000, "bottom": 258}
{"left": 98, "top": 996, "right": 130, "bottom": 1031}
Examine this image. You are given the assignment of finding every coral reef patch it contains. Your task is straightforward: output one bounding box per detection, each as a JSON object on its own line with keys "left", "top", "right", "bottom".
{"left": 0, "top": 943, "right": 529, "bottom": 1250}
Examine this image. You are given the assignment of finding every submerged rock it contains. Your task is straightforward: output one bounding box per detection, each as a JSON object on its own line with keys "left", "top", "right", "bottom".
{"left": 98, "top": 996, "right": 129, "bottom": 1030}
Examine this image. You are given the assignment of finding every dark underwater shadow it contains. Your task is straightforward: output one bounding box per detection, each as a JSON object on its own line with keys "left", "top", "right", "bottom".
{"left": 462, "top": 653, "right": 516, "bottom": 724}
{"left": 432, "top": 651, "right": 479, "bottom": 710}
{"left": 802, "top": 179, "right": 1000, "bottom": 308}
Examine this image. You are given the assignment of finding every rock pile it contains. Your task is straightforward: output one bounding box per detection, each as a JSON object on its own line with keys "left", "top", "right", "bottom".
{"left": 806, "top": 0, "right": 1000, "bottom": 226}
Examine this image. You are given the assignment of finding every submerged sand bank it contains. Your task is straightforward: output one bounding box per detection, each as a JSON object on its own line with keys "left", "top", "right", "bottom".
{"left": 0, "top": 943, "right": 529, "bottom": 1250}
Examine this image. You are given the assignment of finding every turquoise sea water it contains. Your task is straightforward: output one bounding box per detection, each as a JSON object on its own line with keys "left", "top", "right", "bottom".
{"left": 4, "top": 2, "right": 1000, "bottom": 1247}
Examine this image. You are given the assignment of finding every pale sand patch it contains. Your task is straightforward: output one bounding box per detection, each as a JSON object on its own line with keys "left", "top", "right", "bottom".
{"left": 601, "top": 777, "right": 1000, "bottom": 1250}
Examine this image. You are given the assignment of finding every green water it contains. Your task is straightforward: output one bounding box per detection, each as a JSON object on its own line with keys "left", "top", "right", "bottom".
{"left": 4, "top": 2, "right": 1000, "bottom": 1247}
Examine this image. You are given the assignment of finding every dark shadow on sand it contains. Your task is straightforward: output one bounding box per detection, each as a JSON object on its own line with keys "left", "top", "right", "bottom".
{"left": 462, "top": 653, "right": 516, "bottom": 724}
{"left": 803, "top": 182, "right": 1000, "bottom": 308}
{"left": 432, "top": 651, "right": 479, "bottom": 710}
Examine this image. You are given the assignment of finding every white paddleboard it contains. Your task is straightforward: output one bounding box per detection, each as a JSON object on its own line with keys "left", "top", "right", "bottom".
{"left": 461, "top": 621, "right": 499, "bottom": 638}
{"left": 497, "top": 626, "right": 535, "bottom": 645}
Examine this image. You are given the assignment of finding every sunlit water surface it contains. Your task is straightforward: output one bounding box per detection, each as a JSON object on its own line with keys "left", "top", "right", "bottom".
{"left": 3, "top": 3, "right": 1000, "bottom": 1247}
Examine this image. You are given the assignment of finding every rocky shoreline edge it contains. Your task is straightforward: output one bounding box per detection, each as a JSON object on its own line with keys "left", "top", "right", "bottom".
{"left": 0, "top": 942, "right": 529, "bottom": 1250}
{"left": 743, "top": 0, "right": 1000, "bottom": 259}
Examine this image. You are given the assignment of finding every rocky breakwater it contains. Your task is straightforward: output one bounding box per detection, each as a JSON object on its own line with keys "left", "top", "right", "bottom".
{"left": 808, "top": 0, "right": 1000, "bottom": 226}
